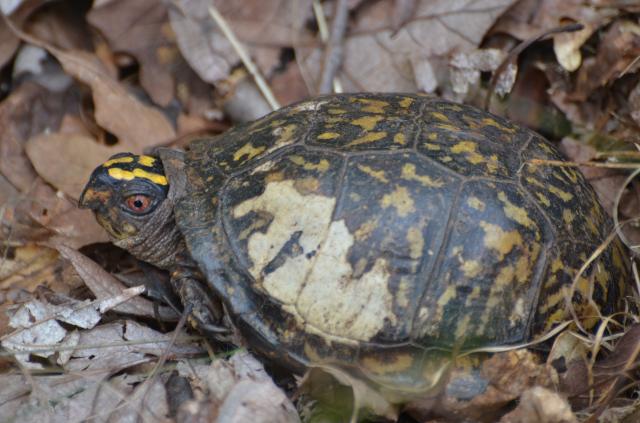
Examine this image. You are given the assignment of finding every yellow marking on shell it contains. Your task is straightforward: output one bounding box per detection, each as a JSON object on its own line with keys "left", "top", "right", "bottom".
{"left": 358, "top": 164, "right": 389, "bottom": 183}
{"left": 288, "top": 155, "right": 330, "bottom": 172}
{"left": 399, "top": 97, "right": 414, "bottom": 108}
{"left": 479, "top": 221, "right": 522, "bottom": 260}
{"left": 273, "top": 123, "right": 298, "bottom": 146}
{"left": 486, "top": 154, "right": 499, "bottom": 174}
{"left": 430, "top": 112, "right": 450, "bottom": 122}
{"left": 427, "top": 132, "right": 438, "bottom": 141}
{"left": 561, "top": 167, "right": 579, "bottom": 183}
{"left": 361, "top": 354, "right": 414, "bottom": 375}
{"left": 467, "top": 197, "right": 485, "bottom": 211}
{"left": 497, "top": 192, "right": 535, "bottom": 228}
{"left": 347, "top": 131, "right": 387, "bottom": 147}
{"left": 352, "top": 115, "right": 384, "bottom": 131}
{"left": 536, "top": 193, "right": 551, "bottom": 207}
{"left": 356, "top": 98, "right": 389, "bottom": 114}
{"left": 233, "top": 143, "right": 266, "bottom": 162}
{"left": 294, "top": 177, "right": 320, "bottom": 194}
{"left": 526, "top": 176, "right": 545, "bottom": 189}
{"left": 461, "top": 260, "right": 482, "bottom": 278}
{"left": 381, "top": 186, "right": 416, "bottom": 217}
{"left": 394, "top": 133, "right": 406, "bottom": 145}
{"left": 451, "top": 141, "right": 483, "bottom": 164}
{"left": 465, "top": 286, "right": 482, "bottom": 306}
{"left": 437, "top": 285, "right": 457, "bottom": 307}
{"left": 234, "top": 180, "right": 396, "bottom": 342}
{"left": 563, "top": 209, "right": 575, "bottom": 225}
{"left": 455, "top": 314, "right": 472, "bottom": 339}
{"left": 355, "top": 219, "right": 378, "bottom": 241}
{"left": 103, "top": 156, "right": 134, "bottom": 167}
{"left": 328, "top": 108, "right": 347, "bottom": 114}
{"left": 396, "top": 278, "right": 411, "bottom": 308}
{"left": 545, "top": 308, "right": 567, "bottom": 330}
{"left": 317, "top": 132, "right": 341, "bottom": 140}
{"left": 265, "top": 171, "right": 285, "bottom": 183}
{"left": 407, "top": 227, "right": 424, "bottom": 259}
{"left": 441, "top": 156, "right": 452, "bottom": 162}
{"left": 435, "top": 123, "right": 460, "bottom": 132}
{"left": 138, "top": 155, "right": 156, "bottom": 167}
{"left": 401, "top": 164, "right": 444, "bottom": 187}
{"left": 547, "top": 185, "right": 573, "bottom": 202}
{"left": 424, "top": 143, "right": 441, "bottom": 151}
{"left": 482, "top": 117, "right": 516, "bottom": 133}
{"left": 107, "top": 167, "right": 168, "bottom": 185}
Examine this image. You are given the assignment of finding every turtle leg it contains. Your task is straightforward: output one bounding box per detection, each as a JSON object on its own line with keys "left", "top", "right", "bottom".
{"left": 171, "top": 273, "right": 232, "bottom": 339}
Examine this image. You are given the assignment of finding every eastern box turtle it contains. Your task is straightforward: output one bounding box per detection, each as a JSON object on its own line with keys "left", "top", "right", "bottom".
{"left": 80, "top": 93, "right": 629, "bottom": 399}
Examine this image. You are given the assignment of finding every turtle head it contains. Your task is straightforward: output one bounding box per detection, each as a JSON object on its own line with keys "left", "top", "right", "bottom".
{"left": 80, "top": 152, "right": 169, "bottom": 240}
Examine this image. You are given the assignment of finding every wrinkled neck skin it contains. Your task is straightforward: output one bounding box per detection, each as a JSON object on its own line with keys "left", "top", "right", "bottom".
{"left": 113, "top": 199, "right": 185, "bottom": 271}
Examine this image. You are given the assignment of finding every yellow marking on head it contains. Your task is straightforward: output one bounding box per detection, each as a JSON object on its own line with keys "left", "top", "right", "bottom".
{"left": 430, "top": 112, "right": 450, "bottom": 122}
{"left": 357, "top": 164, "right": 389, "bottom": 183}
{"left": 381, "top": 186, "right": 415, "bottom": 217}
{"left": 317, "top": 132, "right": 341, "bottom": 140}
{"left": 401, "top": 164, "right": 443, "bottom": 187}
{"left": 351, "top": 115, "right": 384, "bottom": 131}
{"left": 467, "top": 197, "right": 485, "bottom": 211}
{"left": 138, "top": 155, "right": 156, "bottom": 167}
{"left": 347, "top": 131, "right": 387, "bottom": 147}
{"left": 497, "top": 192, "right": 535, "bottom": 228}
{"left": 548, "top": 185, "right": 573, "bottom": 202}
{"left": 399, "top": 97, "right": 414, "bottom": 108}
{"left": 233, "top": 143, "right": 266, "bottom": 162}
{"left": 107, "top": 167, "right": 168, "bottom": 185}
{"left": 103, "top": 156, "right": 134, "bottom": 167}
{"left": 288, "top": 156, "right": 330, "bottom": 172}
{"left": 394, "top": 133, "right": 406, "bottom": 145}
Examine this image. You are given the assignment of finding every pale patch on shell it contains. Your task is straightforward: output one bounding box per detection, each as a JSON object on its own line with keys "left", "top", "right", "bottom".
{"left": 233, "top": 180, "right": 396, "bottom": 342}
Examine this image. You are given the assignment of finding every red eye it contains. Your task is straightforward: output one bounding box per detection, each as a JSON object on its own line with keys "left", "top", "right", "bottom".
{"left": 125, "top": 195, "right": 151, "bottom": 213}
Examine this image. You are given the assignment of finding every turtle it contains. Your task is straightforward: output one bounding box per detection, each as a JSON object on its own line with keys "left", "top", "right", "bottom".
{"left": 79, "top": 93, "right": 629, "bottom": 404}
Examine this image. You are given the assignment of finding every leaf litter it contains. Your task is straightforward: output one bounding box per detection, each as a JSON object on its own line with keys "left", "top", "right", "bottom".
{"left": 2, "top": 0, "right": 640, "bottom": 422}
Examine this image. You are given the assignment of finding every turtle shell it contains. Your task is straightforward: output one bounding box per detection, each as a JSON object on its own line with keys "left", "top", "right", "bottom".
{"left": 171, "top": 93, "right": 628, "bottom": 392}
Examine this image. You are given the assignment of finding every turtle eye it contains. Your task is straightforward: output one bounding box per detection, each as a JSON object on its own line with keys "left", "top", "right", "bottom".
{"left": 124, "top": 194, "right": 152, "bottom": 214}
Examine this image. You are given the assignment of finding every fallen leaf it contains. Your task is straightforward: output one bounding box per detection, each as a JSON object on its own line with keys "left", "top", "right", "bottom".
{"left": 299, "top": 0, "right": 517, "bottom": 94}
{"left": 88, "top": 0, "right": 178, "bottom": 106}
{"left": 56, "top": 243, "right": 179, "bottom": 321}
{"left": 25, "top": 133, "right": 117, "bottom": 200}
{"left": 0, "top": 15, "right": 19, "bottom": 69}
{"left": 499, "top": 386, "right": 577, "bottom": 423}
{"left": 176, "top": 352, "right": 300, "bottom": 423}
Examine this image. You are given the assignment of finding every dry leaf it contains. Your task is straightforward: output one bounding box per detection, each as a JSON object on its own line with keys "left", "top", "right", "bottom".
{"left": 88, "top": 0, "right": 178, "bottom": 106}
{"left": 170, "top": 0, "right": 312, "bottom": 84}
{"left": 56, "top": 243, "right": 179, "bottom": 321}
{"left": 299, "top": 0, "right": 516, "bottom": 94}
{"left": 499, "top": 387, "right": 577, "bottom": 423}
{"left": 25, "top": 133, "right": 118, "bottom": 200}
{"left": 45, "top": 47, "right": 176, "bottom": 151}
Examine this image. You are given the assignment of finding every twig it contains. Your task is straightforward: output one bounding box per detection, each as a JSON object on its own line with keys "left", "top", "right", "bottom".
{"left": 484, "top": 22, "right": 584, "bottom": 110}
{"left": 317, "top": 0, "right": 349, "bottom": 94}
{"left": 527, "top": 159, "right": 640, "bottom": 169}
{"left": 207, "top": 5, "right": 280, "bottom": 111}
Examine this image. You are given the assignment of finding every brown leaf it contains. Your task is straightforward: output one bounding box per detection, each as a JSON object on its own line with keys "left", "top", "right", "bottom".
{"left": 88, "top": 0, "right": 178, "bottom": 106}
{"left": 25, "top": 133, "right": 116, "bottom": 200}
{"left": 299, "top": 0, "right": 517, "bottom": 93}
{"left": 55, "top": 243, "right": 179, "bottom": 321}
{"left": 169, "top": 0, "right": 312, "bottom": 84}
{"left": 47, "top": 48, "right": 176, "bottom": 151}
{"left": 0, "top": 16, "right": 19, "bottom": 69}
{"left": 499, "top": 387, "right": 577, "bottom": 423}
